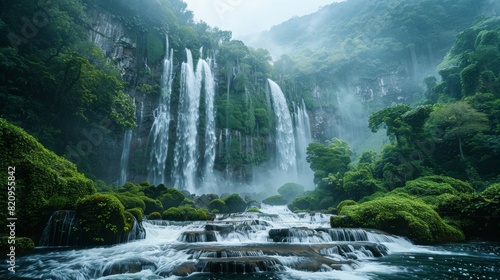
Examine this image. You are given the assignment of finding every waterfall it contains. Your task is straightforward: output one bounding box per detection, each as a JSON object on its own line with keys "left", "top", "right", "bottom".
{"left": 267, "top": 79, "right": 297, "bottom": 175}
{"left": 118, "top": 129, "right": 133, "bottom": 186}
{"left": 294, "top": 99, "right": 314, "bottom": 186}
{"left": 173, "top": 49, "right": 216, "bottom": 192}
{"left": 202, "top": 53, "right": 216, "bottom": 187}
{"left": 147, "top": 37, "right": 174, "bottom": 186}
{"left": 39, "top": 210, "right": 79, "bottom": 247}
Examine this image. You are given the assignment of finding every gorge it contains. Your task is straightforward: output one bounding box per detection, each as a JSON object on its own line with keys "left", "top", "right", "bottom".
{"left": 0, "top": 0, "right": 499, "bottom": 279}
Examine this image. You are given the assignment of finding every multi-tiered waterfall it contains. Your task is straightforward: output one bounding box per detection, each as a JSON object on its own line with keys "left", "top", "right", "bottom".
{"left": 147, "top": 38, "right": 174, "bottom": 186}
{"left": 173, "top": 48, "right": 216, "bottom": 193}
{"left": 12, "top": 205, "right": 491, "bottom": 280}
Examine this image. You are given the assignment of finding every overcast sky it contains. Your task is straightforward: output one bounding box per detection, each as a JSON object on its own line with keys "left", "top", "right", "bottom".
{"left": 183, "top": 0, "right": 341, "bottom": 38}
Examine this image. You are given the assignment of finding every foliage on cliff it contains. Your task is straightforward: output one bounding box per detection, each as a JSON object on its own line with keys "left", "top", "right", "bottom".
{"left": 0, "top": 118, "right": 95, "bottom": 240}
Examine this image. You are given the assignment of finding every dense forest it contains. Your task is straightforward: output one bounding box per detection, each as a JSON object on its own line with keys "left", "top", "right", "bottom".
{"left": 0, "top": 0, "right": 499, "bottom": 251}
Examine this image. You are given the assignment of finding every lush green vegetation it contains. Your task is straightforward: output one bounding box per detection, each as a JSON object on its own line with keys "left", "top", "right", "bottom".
{"left": 331, "top": 194, "right": 465, "bottom": 244}
{"left": 0, "top": 118, "right": 95, "bottom": 242}
{"left": 0, "top": 0, "right": 499, "bottom": 247}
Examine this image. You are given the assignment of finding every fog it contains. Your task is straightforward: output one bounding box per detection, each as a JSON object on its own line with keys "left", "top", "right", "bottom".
{"left": 183, "top": 0, "right": 342, "bottom": 38}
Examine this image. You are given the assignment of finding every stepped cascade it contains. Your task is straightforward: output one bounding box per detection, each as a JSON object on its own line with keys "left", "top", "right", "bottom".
{"left": 147, "top": 38, "right": 174, "bottom": 186}
{"left": 15, "top": 205, "right": 444, "bottom": 279}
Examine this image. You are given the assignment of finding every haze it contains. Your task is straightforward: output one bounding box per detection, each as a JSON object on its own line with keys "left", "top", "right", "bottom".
{"left": 183, "top": 0, "right": 342, "bottom": 38}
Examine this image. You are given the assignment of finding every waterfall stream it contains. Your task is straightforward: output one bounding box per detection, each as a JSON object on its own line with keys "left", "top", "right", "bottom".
{"left": 7, "top": 205, "right": 498, "bottom": 279}
{"left": 148, "top": 37, "right": 174, "bottom": 186}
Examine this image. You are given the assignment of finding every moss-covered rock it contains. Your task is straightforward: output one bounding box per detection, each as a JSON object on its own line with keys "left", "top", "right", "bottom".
{"left": 277, "top": 183, "right": 304, "bottom": 202}
{"left": 75, "top": 194, "right": 128, "bottom": 245}
{"left": 147, "top": 212, "right": 162, "bottom": 220}
{"left": 162, "top": 206, "right": 210, "bottom": 221}
{"left": 142, "top": 197, "right": 164, "bottom": 215}
{"left": 331, "top": 194, "right": 465, "bottom": 244}
{"left": 262, "top": 195, "right": 288, "bottom": 205}
{"left": 223, "top": 193, "right": 247, "bottom": 213}
{"left": 126, "top": 207, "right": 144, "bottom": 223}
{"left": 0, "top": 118, "right": 95, "bottom": 242}
{"left": 159, "top": 188, "right": 185, "bottom": 210}
{"left": 116, "top": 194, "right": 146, "bottom": 212}
{"left": 336, "top": 200, "right": 357, "bottom": 213}
{"left": 208, "top": 199, "right": 229, "bottom": 213}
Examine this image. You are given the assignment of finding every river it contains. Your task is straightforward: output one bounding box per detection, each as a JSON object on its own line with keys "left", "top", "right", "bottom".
{"left": 2, "top": 205, "right": 499, "bottom": 279}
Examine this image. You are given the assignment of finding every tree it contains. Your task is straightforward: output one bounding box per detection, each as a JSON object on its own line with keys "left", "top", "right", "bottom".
{"left": 306, "top": 138, "right": 352, "bottom": 188}
{"left": 427, "top": 102, "right": 488, "bottom": 158}
{"left": 369, "top": 104, "right": 411, "bottom": 146}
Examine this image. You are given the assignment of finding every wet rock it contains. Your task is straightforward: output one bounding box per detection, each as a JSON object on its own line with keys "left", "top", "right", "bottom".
{"left": 180, "top": 231, "right": 217, "bottom": 242}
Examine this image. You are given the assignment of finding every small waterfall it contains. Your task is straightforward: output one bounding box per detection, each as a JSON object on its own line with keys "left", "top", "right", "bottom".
{"left": 147, "top": 37, "right": 174, "bottom": 186}
{"left": 267, "top": 79, "right": 297, "bottom": 175}
{"left": 173, "top": 48, "right": 216, "bottom": 192}
{"left": 119, "top": 129, "right": 133, "bottom": 186}
{"left": 39, "top": 210, "right": 79, "bottom": 247}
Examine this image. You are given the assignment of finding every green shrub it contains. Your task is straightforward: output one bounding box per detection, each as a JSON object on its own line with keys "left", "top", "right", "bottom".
{"left": 180, "top": 198, "right": 196, "bottom": 207}
{"left": 148, "top": 212, "right": 162, "bottom": 220}
{"left": 162, "top": 206, "right": 209, "bottom": 221}
{"left": 336, "top": 200, "right": 357, "bottom": 213}
{"left": 208, "top": 199, "right": 229, "bottom": 213}
{"left": 392, "top": 176, "right": 475, "bottom": 207}
{"left": 277, "top": 183, "right": 305, "bottom": 202}
{"left": 482, "top": 183, "right": 500, "bottom": 200}
{"left": 223, "top": 194, "right": 247, "bottom": 213}
{"left": 159, "top": 188, "right": 185, "bottom": 210}
{"left": 0, "top": 237, "right": 35, "bottom": 254}
{"left": 331, "top": 194, "right": 464, "bottom": 244}
{"left": 262, "top": 195, "right": 288, "bottom": 205}
{"left": 75, "top": 194, "right": 127, "bottom": 245}
{"left": 142, "top": 197, "right": 164, "bottom": 215}
{"left": 116, "top": 194, "right": 146, "bottom": 211}
{"left": 247, "top": 207, "right": 262, "bottom": 213}
{"left": 0, "top": 118, "right": 95, "bottom": 241}
{"left": 126, "top": 207, "right": 144, "bottom": 223}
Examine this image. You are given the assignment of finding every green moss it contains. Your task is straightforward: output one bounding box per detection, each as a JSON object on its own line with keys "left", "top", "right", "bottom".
{"left": 142, "top": 197, "right": 164, "bottom": 215}
{"left": 126, "top": 207, "right": 144, "bottom": 223}
{"left": 208, "top": 199, "right": 229, "bottom": 213}
{"left": 162, "top": 206, "right": 210, "bottom": 221}
{"left": 277, "top": 183, "right": 305, "bottom": 202}
{"left": 0, "top": 237, "right": 35, "bottom": 255}
{"left": 0, "top": 118, "right": 95, "bottom": 240}
{"left": 75, "top": 194, "right": 127, "bottom": 245}
{"left": 116, "top": 194, "right": 146, "bottom": 211}
{"left": 123, "top": 211, "right": 135, "bottom": 232}
{"left": 482, "top": 183, "right": 500, "bottom": 200}
{"left": 331, "top": 194, "right": 465, "bottom": 244}
{"left": 391, "top": 176, "right": 475, "bottom": 207}
{"left": 148, "top": 212, "right": 162, "bottom": 220}
{"left": 159, "top": 188, "right": 186, "bottom": 210}
{"left": 223, "top": 194, "right": 247, "bottom": 213}
{"left": 247, "top": 207, "right": 262, "bottom": 213}
{"left": 336, "top": 200, "right": 357, "bottom": 213}
{"left": 262, "top": 195, "right": 288, "bottom": 205}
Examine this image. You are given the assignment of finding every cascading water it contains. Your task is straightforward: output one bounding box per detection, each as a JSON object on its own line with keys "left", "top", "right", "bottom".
{"left": 11, "top": 205, "right": 496, "bottom": 280}
{"left": 147, "top": 37, "right": 174, "bottom": 186}
{"left": 173, "top": 48, "right": 216, "bottom": 193}
{"left": 118, "top": 129, "right": 133, "bottom": 186}
{"left": 293, "top": 99, "right": 314, "bottom": 187}
{"left": 267, "top": 79, "right": 297, "bottom": 177}
{"left": 202, "top": 54, "right": 216, "bottom": 188}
